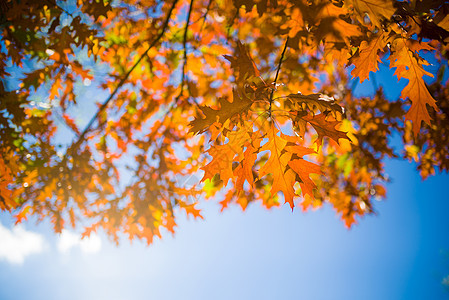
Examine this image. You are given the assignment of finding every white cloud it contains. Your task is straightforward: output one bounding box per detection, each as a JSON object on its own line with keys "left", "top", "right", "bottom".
{"left": 57, "top": 229, "right": 101, "bottom": 254}
{"left": 0, "top": 222, "right": 46, "bottom": 264}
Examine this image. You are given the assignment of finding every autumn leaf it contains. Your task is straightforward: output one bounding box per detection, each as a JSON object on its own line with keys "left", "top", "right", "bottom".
{"left": 258, "top": 125, "right": 297, "bottom": 208}
{"left": 80, "top": 0, "right": 112, "bottom": 21}
{"left": 224, "top": 41, "right": 260, "bottom": 82}
{"left": 389, "top": 38, "right": 438, "bottom": 136}
{"left": 0, "top": 154, "right": 16, "bottom": 211}
{"left": 287, "top": 93, "right": 345, "bottom": 117}
{"left": 303, "top": 114, "right": 350, "bottom": 149}
{"left": 232, "top": 0, "right": 277, "bottom": 16}
{"left": 288, "top": 158, "right": 322, "bottom": 204}
{"left": 351, "top": 31, "right": 387, "bottom": 82}
{"left": 282, "top": 8, "right": 305, "bottom": 38}
{"left": 189, "top": 90, "right": 254, "bottom": 134}
{"left": 316, "top": 2, "right": 362, "bottom": 45}
{"left": 62, "top": 113, "right": 80, "bottom": 135}
{"left": 234, "top": 136, "right": 260, "bottom": 191}
{"left": 219, "top": 189, "right": 234, "bottom": 212}
{"left": 201, "top": 127, "right": 250, "bottom": 186}
{"left": 347, "top": 0, "right": 396, "bottom": 28}
{"left": 179, "top": 201, "right": 204, "bottom": 220}
{"left": 283, "top": 135, "right": 322, "bottom": 203}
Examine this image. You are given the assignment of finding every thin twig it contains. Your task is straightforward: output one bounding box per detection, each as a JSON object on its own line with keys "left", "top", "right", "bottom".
{"left": 269, "top": 37, "right": 289, "bottom": 117}
{"left": 198, "top": 0, "right": 212, "bottom": 35}
{"left": 164, "top": 0, "right": 211, "bottom": 43}
{"left": 136, "top": 0, "right": 200, "bottom": 150}
{"left": 69, "top": 0, "right": 179, "bottom": 153}
{"left": 392, "top": 16, "right": 409, "bottom": 33}
{"left": 178, "top": 0, "right": 195, "bottom": 101}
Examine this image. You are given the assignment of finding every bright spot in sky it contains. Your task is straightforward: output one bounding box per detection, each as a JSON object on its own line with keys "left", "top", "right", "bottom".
{"left": 360, "top": 201, "right": 366, "bottom": 211}
{"left": 0, "top": 222, "right": 46, "bottom": 264}
{"left": 57, "top": 230, "right": 101, "bottom": 254}
{"left": 83, "top": 78, "right": 91, "bottom": 86}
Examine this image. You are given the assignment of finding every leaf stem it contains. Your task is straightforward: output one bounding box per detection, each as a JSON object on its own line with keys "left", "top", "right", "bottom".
{"left": 269, "top": 37, "right": 289, "bottom": 118}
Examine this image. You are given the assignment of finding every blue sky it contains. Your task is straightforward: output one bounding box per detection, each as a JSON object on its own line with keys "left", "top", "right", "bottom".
{"left": 1, "top": 156, "right": 448, "bottom": 299}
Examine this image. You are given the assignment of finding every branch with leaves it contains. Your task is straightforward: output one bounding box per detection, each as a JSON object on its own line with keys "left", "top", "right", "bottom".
{"left": 0, "top": 0, "right": 448, "bottom": 243}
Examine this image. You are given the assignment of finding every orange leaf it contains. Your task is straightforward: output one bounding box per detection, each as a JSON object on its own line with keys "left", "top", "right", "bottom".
{"left": 234, "top": 136, "right": 261, "bottom": 190}
{"left": 317, "top": 3, "right": 362, "bottom": 45}
{"left": 258, "top": 124, "right": 297, "bottom": 208}
{"left": 201, "top": 127, "right": 249, "bottom": 186}
{"left": 288, "top": 158, "right": 322, "bottom": 201}
{"left": 189, "top": 90, "right": 253, "bottom": 134}
{"left": 303, "top": 114, "right": 350, "bottom": 149}
{"left": 287, "top": 93, "right": 345, "bottom": 117}
{"left": 347, "top": 0, "right": 396, "bottom": 28}
{"left": 282, "top": 8, "right": 304, "bottom": 38}
{"left": 0, "top": 154, "right": 16, "bottom": 211}
{"left": 351, "top": 32, "right": 387, "bottom": 82}
{"left": 223, "top": 41, "right": 260, "bottom": 81}
{"left": 63, "top": 113, "right": 80, "bottom": 135}
{"left": 180, "top": 202, "right": 203, "bottom": 220}
{"left": 389, "top": 38, "right": 438, "bottom": 136}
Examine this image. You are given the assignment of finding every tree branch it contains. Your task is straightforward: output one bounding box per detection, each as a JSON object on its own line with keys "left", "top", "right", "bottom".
{"left": 198, "top": 0, "right": 212, "bottom": 35}
{"left": 178, "top": 0, "right": 195, "bottom": 101}
{"left": 269, "top": 37, "right": 289, "bottom": 116}
{"left": 69, "top": 0, "right": 179, "bottom": 153}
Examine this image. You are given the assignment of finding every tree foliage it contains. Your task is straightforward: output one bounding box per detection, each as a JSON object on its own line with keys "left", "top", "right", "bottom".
{"left": 0, "top": 0, "right": 448, "bottom": 244}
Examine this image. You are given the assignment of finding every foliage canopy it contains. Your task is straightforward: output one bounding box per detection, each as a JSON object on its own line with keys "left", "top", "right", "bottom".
{"left": 1, "top": 0, "right": 448, "bottom": 244}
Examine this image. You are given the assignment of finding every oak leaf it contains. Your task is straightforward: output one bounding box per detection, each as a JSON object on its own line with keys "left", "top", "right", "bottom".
{"left": 201, "top": 127, "right": 250, "bottom": 186}
{"left": 201, "top": 144, "right": 235, "bottom": 186}
{"left": 288, "top": 158, "right": 322, "bottom": 203}
{"left": 282, "top": 8, "right": 305, "bottom": 38}
{"left": 303, "top": 114, "right": 350, "bottom": 149}
{"left": 347, "top": 0, "right": 396, "bottom": 28}
{"left": 287, "top": 93, "right": 345, "bottom": 117}
{"left": 189, "top": 90, "right": 253, "bottom": 134}
{"left": 351, "top": 31, "right": 387, "bottom": 82}
{"left": 223, "top": 41, "right": 260, "bottom": 82}
{"left": 179, "top": 201, "right": 204, "bottom": 220}
{"left": 389, "top": 38, "right": 438, "bottom": 136}
{"left": 316, "top": 2, "right": 362, "bottom": 45}
{"left": 0, "top": 155, "right": 16, "bottom": 211}
{"left": 234, "top": 136, "right": 260, "bottom": 191}
{"left": 258, "top": 125, "right": 297, "bottom": 208}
